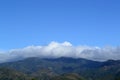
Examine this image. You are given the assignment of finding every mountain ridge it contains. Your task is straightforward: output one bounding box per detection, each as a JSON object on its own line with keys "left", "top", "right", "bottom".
{"left": 0, "top": 57, "right": 120, "bottom": 80}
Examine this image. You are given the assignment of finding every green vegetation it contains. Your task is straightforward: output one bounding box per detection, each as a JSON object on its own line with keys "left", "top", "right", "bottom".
{"left": 0, "top": 57, "right": 120, "bottom": 80}
{"left": 0, "top": 68, "right": 85, "bottom": 80}
{"left": 50, "top": 73, "right": 85, "bottom": 80}
{"left": 0, "top": 68, "right": 30, "bottom": 80}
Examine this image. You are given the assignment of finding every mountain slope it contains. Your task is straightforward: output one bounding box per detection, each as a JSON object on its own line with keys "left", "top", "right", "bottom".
{"left": 0, "top": 57, "right": 102, "bottom": 73}
{"left": 0, "top": 57, "right": 120, "bottom": 80}
{"left": 50, "top": 73, "right": 85, "bottom": 80}
{"left": 0, "top": 67, "right": 30, "bottom": 80}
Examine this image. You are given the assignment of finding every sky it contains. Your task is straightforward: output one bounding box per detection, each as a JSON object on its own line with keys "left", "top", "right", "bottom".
{"left": 0, "top": 0, "right": 120, "bottom": 62}
{"left": 0, "top": 0, "right": 120, "bottom": 50}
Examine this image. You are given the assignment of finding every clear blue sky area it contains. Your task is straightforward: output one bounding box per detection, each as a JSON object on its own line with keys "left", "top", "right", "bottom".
{"left": 0, "top": 0, "right": 120, "bottom": 49}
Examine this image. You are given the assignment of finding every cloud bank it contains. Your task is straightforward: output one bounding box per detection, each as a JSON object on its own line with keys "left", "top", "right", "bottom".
{"left": 0, "top": 41, "right": 120, "bottom": 63}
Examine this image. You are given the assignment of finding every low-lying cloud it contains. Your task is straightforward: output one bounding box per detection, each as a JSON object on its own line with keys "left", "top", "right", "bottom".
{"left": 0, "top": 41, "right": 120, "bottom": 63}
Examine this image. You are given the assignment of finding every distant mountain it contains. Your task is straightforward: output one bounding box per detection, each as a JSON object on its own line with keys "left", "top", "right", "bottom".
{"left": 0, "top": 57, "right": 120, "bottom": 80}
{"left": 0, "top": 57, "right": 102, "bottom": 74}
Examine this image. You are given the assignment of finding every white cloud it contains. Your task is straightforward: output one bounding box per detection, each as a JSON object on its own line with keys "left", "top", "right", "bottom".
{"left": 0, "top": 41, "right": 120, "bottom": 63}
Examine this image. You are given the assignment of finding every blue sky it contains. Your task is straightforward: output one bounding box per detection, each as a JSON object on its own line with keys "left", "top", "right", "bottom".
{"left": 0, "top": 0, "right": 120, "bottom": 50}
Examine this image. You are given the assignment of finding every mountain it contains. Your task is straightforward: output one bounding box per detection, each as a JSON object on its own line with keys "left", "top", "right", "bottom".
{"left": 0, "top": 57, "right": 102, "bottom": 74}
{"left": 0, "top": 67, "right": 85, "bottom": 80}
{"left": 0, "top": 67, "right": 30, "bottom": 80}
{"left": 50, "top": 73, "right": 85, "bottom": 80}
{"left": 0, "top": 57, "right": 120, "bottom": 80}
{"left": 115, "top": 71, "right": 120, "bottom": 80}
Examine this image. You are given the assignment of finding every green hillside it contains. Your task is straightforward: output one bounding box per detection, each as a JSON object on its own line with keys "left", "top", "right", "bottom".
{"left": 0, "top": 57, "right": 120, "bottom": 80}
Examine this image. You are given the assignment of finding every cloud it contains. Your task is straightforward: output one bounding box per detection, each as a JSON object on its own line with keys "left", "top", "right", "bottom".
{"left": 0, "top": 41, "right": 120, "bottom": 63}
